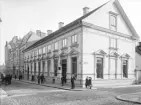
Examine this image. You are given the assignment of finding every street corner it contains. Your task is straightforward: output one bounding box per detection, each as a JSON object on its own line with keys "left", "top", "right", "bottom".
{"left": 116, "top": 93, "right": 141, "bottom": 104}
{"left": 0, "top": 88, "right": 8, "bottom": 99}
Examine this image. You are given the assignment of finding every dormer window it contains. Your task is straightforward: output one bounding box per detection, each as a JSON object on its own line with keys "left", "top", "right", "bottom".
{"left": 109, "top": 11, "right": 117, "bottom": 31}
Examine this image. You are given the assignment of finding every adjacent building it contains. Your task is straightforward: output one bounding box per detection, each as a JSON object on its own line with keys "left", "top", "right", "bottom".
{"left": 135, "top": 42, "right": 141, "bottom": 84}
{"left": 5, "top": 30, "right": 46, "bottom": 77}
{"left": 23, "top": 0, "right": 139, "bottom": 87}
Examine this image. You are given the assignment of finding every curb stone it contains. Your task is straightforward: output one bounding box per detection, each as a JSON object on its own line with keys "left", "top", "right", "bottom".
{"left": 15, "top": 80, "right": 97, "bottom": 91}
{"left": 116, "top": 93, "right": 141, "bottom": 104}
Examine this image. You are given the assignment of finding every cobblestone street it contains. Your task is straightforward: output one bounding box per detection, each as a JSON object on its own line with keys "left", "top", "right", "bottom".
{"left": 1, "top": 80, "right": 141, "bottom": 105}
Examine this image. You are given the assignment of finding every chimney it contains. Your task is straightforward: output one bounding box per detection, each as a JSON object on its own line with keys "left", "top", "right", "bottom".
{"left": 83, "top": 7, "right": 89, "bottom": 15}
{"left": 47, "top": 30, "right": 52, "bottom": 35}
{"left": 58, "top": 22, "right": 64, "bottom": 29}
{"left": 36, "top": 30, "right": 41, "bottom": 36}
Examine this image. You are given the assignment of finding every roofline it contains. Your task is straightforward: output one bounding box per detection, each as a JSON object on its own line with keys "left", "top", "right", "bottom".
{"left": 23, "top": 21, "right": 82, "bottom": 53}
{"left": 114, "top": 0, "right": 140, "bottom": 39}
{"left": 82, "top": 21, "right": 138, "bottom": 40}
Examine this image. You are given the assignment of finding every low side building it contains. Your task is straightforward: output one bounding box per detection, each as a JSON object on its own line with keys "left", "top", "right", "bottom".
{"left": 135, "top": 42, "right": 141, "bottom": 84}
{"left": 23, "top": 0, "right": 139, "bottom": 87}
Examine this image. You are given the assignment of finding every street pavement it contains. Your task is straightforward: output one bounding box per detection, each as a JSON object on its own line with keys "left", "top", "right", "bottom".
{"left": 1, "top": 80, "right": 141, "bottom": 105}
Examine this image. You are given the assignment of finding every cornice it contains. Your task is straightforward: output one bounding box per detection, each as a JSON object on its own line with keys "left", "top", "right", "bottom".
{"left": 82, "top": 21, "right": 137, "bottom": 40}
{"left": 24, "top": 21, "right": 82, "bottom": 53}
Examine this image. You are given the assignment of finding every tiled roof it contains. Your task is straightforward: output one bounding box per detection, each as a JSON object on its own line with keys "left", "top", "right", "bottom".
{"left": 24, "top": 1, "right": 110, "bottom": 52}
{"left": 20, "top": 31, "right": 34, "bottom": 47}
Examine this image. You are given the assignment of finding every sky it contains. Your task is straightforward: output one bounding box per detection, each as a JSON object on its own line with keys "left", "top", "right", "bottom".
{"left": 0, "top": 0, "right": 141, "bottom": 65}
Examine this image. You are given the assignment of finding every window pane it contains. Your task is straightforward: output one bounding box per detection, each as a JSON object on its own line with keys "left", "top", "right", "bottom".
{"left": 55, "top": 42, "right": 58, "bottom": 50}
{"left": 43, "top": 47, "right": 46, "bottom": 53}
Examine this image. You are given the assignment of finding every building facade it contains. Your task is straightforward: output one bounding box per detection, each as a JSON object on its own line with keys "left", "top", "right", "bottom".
{"left": 23, "top": 0, "right": 139, "bottom": 87}
{"left": 19, "top": 30, "right": 46, "bottom": 78}
{"left": 135, "top": 42, "right": 141, "bottom": 84}
{"left": 5, "top": 30, "right": 46, "bottom": 76}
{"left": 5, "top": 36, "right": 22, "bottom": 75}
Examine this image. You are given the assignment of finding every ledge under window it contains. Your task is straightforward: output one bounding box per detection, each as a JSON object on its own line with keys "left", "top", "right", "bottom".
{"left": 70, "top": 43, "right": 79, "bottom": 48}
{"left": 61, "top": 46, "right": 68, "bottom": 50}
{"left": 53, "top": 49, "right": 59, "bottom": 52}
{"left": 109, "top": 47, "right": 118, "bottom": 50}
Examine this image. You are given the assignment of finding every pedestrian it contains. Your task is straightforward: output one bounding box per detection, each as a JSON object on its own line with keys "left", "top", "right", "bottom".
{"left": 88, "top": 77, "right": 92, "bottom": 89}
{"left": 9, "top": 74, "right": 12, "bottom": 84}
{"left": 40, "top": 74, "right": 44, "bottom": 84}
{"left": 37, "top": 75, "right": 40, "bottom": 84}
{"left": 61, "top": 76, "right": 64, "bottom": 86}
{"left": 85, "top": 76, "right": 89, "bottom": 88}
{"left": 31, "top": 75, "right": 34, "bottom": 81}
{"left": 14, "top": 75, "right": 17, "bottom": 80}
{"left": 71, "top": 74, "right": 76, "bottom": 89}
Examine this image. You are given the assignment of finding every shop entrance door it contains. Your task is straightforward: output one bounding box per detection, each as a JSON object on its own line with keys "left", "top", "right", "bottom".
{"left": 96, "top": 57, "right": 103, "bottom": 79}
{"left": 62, "top": 59, "right": 67, "bottom": 79}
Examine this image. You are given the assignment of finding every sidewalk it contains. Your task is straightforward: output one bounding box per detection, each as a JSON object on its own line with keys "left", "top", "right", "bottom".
{"left": 116, "top": 92, "right": 141, "bottom": 104}
{"left": 14, "top": 79, "right": 96, "bottom": 91}
{"left": 0, "top": 88, "right": 8, "bottom": 98}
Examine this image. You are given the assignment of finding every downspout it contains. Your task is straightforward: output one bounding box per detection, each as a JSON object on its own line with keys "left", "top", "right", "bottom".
{"left": 80, "top": 21, "right": 83, "bottom": 86}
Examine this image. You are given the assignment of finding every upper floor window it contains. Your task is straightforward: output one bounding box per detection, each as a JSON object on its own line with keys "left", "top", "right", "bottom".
{"left": 34, "top": 50, "right": 37, "bottom": 56}
{"left": 72, "top": 34, "right": 77, "bottom": 44}
{"left": 109, "top": 12, "right": 117, "bottom": 31}
{"left": 110, "top": 38, "right": 117, "bottom": 48}
{"left": 48, "top": 45, "right": 51, "bottom": 52}
{"left": 38, "top": 48, "right": 42, "bottom": 55}
{"left": 43, "top": 47, "right": 46, "bottom": 54}
{"left": 54, "top": 41, "right": 59, "bottom": 50}
{"left": 62, "top": 38, "right": 67, "bottom": 48}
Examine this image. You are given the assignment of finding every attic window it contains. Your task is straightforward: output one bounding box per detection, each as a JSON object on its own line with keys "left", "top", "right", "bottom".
{"left": 109, "top": 11, "right": 118, "bottom": 31}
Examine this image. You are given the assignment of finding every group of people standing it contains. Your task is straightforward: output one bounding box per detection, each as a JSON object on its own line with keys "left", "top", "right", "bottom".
{"left": 1, "top": 73, "right": 12, "bottom": 85}
{"left": 85, "top": 76, "right": 92, "bottom": 89}
{"left": 37, "top": 74, "right": 45, "bottom": 84}
{"left": 14, "top": 74, "right": 23, "bottom": 80}
{"left": 61, "top": 74, "right": 76, "bottom": 89}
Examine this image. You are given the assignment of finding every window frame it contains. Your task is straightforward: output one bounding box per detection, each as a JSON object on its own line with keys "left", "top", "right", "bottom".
{"left": 47, "top": 45, "right": 51, "bottom": 52}
{"left": 62, "top": 38, "right": 67, "bottom": 48}
{"left": 71, "top": 34, "right": 77, "bottom": 44}
{"left": 110, "top": 38, "right": 117, "bottom": 49}
{"left": 54, "top": 41, "right": 59, "bottom": 50}
{"left": 109, "top": 12, "right": 117, "bottom": 31}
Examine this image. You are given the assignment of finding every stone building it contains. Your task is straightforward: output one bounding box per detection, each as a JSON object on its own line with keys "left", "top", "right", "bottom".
{"left": 5, "top": 36, "right": 22, "bottom": 75}
{"left": 135, "top": 42, "right": 141, "bottom": 84}
{"left": 23, "top": 0, "right": 139, "bottom": 87}
{"left": 5, "top": 30, "right": 46, "bottom": 76}
{"left": 19, "top": 30, "right": 46, "bottom": 77}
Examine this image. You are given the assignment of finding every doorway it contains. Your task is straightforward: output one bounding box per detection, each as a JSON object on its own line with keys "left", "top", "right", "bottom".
{"left": 27, "top": 66, "right": 29, "bottom": 80}
{"left": 71, "top": 57, "right": 77, "bottom": 77}
{"left": 96, "top": 57, "right": 103, "bottom": 79}
{"left": 54, "top": 59, "right": 58, "bottom": 76}
{"left": 61, "top": 59, "right": 67, "bottom": 78}
{"left": 38, "top": 62, "right": 41, "bottom": 76}
{"left": 123, "top": 60, "right": 128, "bottom": 78}
{"left": 34, "top": 62, "right": 36, "bottom": 76}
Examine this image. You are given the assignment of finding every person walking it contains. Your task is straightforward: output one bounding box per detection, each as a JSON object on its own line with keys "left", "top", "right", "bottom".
{"left": 37, "top": 75, "right": 40, "bottom": 84}
{"left": 71, "top": 74, "right": 76, "bottom": 89}
{"left": 85, "top": 76, "right": 89, "bottom": 88}
{"left": 88, "top": 77, "right": 92, "bottom": 89}
{"left": 40, "top": 74, "right": 44, "bottom": 84}
{"left": 61, "top": 76, "right": 64, "bottom": 86}
{"left": 14, "top": 75, "right": 17, "bottom": 80}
